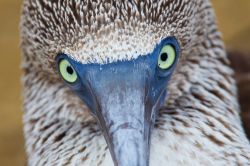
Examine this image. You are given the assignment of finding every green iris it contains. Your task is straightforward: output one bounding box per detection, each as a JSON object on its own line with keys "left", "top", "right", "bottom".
{"left": 158, "top": 44, "right": 176, "bottom": 70}
{"left": 59, "top": 59, "right": 78, "bottom": 83}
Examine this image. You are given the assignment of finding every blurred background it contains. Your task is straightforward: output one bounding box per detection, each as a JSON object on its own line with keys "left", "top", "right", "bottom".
{"left": 0, "top": 0, "right": 249, "bottom": 165}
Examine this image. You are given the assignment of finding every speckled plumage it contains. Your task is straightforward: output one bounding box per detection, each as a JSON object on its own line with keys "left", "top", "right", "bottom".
{"left": 20, "top": 0, "right": 250, "bottom": 165}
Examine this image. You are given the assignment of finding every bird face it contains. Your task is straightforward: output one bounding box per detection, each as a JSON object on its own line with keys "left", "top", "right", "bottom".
{"left": 56, "top": 37, "right": 180, "bottom": 166}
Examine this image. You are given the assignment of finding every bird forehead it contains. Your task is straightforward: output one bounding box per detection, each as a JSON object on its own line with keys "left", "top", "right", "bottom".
{"left": 62, "top": 24, "right": 168, "bottom": 64}
{"left": 21, "top": 0, "right": 201, "bottom": 67}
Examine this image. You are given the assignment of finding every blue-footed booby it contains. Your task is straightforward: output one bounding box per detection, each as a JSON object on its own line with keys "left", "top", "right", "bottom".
{"left": 20, "top": 0, "right": 250, "bottom": 165}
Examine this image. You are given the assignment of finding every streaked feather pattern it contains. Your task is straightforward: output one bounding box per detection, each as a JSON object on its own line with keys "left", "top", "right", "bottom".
{"left": 20, "top": 0, "right": 250, "bottom": 165}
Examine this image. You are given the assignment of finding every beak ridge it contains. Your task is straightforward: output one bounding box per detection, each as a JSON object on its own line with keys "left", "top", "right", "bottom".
{"left": 94, "top": 85, "right": 153, "bottom": 166}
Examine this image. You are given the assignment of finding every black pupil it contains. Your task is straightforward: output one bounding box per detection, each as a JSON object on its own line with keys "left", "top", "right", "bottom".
{"left": 160, "top": 53, "right": 168, "bottom": 61}
{"left": 66, "top": 66, "right": 74, "bottom": 75}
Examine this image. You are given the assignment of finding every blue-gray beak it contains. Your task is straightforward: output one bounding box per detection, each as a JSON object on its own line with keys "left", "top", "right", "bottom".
{"left": 89, "top": 65, "right": 155, "bottom": 166}
{"left": 56, "top": 37, "right": 180, "bottom": 166}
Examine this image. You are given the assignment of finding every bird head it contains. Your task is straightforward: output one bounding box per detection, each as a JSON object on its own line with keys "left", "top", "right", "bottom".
{"left": 21, "top": 1, "right": 207, "bottom": 165}
{"left": 55, "top": 37, "right": 180, "bottom": 165}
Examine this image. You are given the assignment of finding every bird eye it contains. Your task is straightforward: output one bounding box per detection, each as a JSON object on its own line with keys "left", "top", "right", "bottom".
{"left": 158, "top": 44, "right": 176, "bottom": 70}
{"left": 59, "top": 59, "right": 78, "bottom": 83}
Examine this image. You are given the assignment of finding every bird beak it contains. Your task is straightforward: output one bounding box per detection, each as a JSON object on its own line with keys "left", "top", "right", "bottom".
{"left": 71, "top": 57, "right": 168, "bottom": 166}
{"left": 90, "top": 69, "right": 155, "bottom": 166}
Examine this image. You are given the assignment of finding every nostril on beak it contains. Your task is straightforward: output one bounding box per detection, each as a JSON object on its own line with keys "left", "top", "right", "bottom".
{"left": 110, "top": 122, "right": 144, "bottom": 136}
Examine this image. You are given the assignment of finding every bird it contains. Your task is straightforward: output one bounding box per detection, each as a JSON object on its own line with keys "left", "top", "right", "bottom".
{"left": 20, "top": 0, "right": 250, "bottom": 165}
